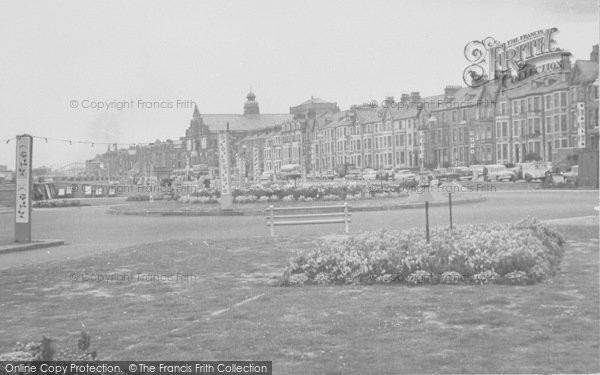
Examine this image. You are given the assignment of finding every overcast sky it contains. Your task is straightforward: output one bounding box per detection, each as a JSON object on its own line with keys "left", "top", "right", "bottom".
{"left": 0, "top": 0, "right": 598, "bottom": 168}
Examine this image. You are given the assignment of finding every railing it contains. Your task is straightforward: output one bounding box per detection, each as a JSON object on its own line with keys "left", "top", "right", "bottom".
{"left": 266, "top": 203, "right": 350, "bottom": 236}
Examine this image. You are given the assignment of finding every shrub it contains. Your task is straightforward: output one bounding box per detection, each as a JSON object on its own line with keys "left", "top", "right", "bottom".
{"left": 279, "top": 218, "right": 564, "bottom": 286}
{"left": 440, "top": 271, "right": 463, "bottom": 285}
{"left": 0, "top": 332, "right": 98, "bottom": 361}
{"left": 406, "top": 270, "right": 432, "bottom": 285}
{"left": 472, "top": 270, "right": 500, "bottom": 285}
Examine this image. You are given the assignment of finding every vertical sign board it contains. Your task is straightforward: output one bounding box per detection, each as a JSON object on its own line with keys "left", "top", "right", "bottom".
{"left": 253, "top": 146, "right": 260, "bottom": 181}
{"left": 469, "top": 130, "right": 475, "bottom": 154}
{"left": 577, "top": 102, "right": 586, "bottom": 148}
{"left": 15, "top": 134, "right": 33, "bottom": 242}
{"left": 217, "top": 131, "right": 232, "bottom": 210}
{"left": 418, "top": 131, "right": 425, "bottom": 160}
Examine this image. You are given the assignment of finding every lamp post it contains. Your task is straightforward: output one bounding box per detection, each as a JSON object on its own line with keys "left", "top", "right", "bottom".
{"left": 427, "top": 115, "right": 437, "bottom": 172}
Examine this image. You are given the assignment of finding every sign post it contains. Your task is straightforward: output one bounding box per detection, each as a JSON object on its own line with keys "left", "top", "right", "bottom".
{"left": 218, "top": 131, "right": 232, "bottom": 210}
{"left": 416, "top": 180, "right": 434, "bottom": 243}
{"left": 15, "top": 134, "right": 33, "bottom": 243}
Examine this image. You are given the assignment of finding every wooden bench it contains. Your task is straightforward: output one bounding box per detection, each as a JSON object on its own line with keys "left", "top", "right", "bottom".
{"left": 266, "top": 203, "right": 351, "bottom": 236}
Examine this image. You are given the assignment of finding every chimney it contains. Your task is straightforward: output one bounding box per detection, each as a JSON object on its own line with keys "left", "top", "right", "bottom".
{"left": 444, "top": 85, "right": 461, "bottom": 98}
{"left": 409, "top": 91, "right": 421, "bottom": 104}
{"left": 384, "top": 96, "right": 395, "bottom": 106}
{"left": 561, "top": 52, "right": 572, "bottom": 72}
{"left": 591, "top": 45, "right": 599, "bottom": 62}
{"left": 400, "top": 94, "right": 410, "bottom": 104}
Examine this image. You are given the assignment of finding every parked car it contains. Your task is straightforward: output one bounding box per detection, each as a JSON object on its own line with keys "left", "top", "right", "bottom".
{"left": 519, "top": 162, "right": 550, "bottom": 182}
{"left": 277, "top": 164, "right": 302, "bottom": 181}
{"left": 395, "top": 169, "right": 416, "bottom": 182}
{"left": 563, "top": 165, "right": 579, "bottom": 184}
{"left": 485, "top": 164, "right": 516, "bottom": 182}
{"left": 446, "top": 167, "right": 470, "bottom": 181}
{"left": 362, "top": 168, "right": 377, "bottom": 180}
{"left": 376, "top": 167, "right": 394, "bottom": 180}
{"left": 468, "top": 164, "right": 485, "bottom": 180}
{"left": 259, "top": 171, "right": 275, "bottom": 182}
{"left": 323, "top": 170, "right": 337, "bottom": 180}
{"left": 345, "top": 169, "right": 363, "bottom": 180}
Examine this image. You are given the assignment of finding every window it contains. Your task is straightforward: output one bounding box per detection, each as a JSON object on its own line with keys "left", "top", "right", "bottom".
{"left": 408, "top": 134, "right": 412, "bottom": 146}
{"left": 452, "top": 111, "right": 457, "bottom": 122}
{"left": 534, "top": 97, "right": 540, "bottom": 111}
{"left": 534, "top": 118, "right": 540, "bottom": 133}
{"left": 513, "top": 121, "right": 519, "bottom": 137}
{"left": 500, "top": 102, "right": 507, "bottom": 115}
{"left": 513, "top": 101, "right": 519, "bottom": 114}
{"left": 528, "top": 97, "right": 533, "bottom": 112}
{"left": 545, "top": 95, "right": 552, "bottom": 109}
{"left": 520, "top": 99, "right": 525, "bottom": 113}
{"left": 502, "top": 122, "right": 508, "bottom": 137}
{"left": 561, "top": 114, "right": 567, "bottom": 132}
{"left": 554, "top": 115, "right": 560, "bottom": 132}
{"left": 496, "top": 122, "right": 501, "bottom": 138}
{"left": 545, "top": 117, "right": 552, "bottom": 133}
{"left": 560, "top": 92, "right": 567, "bottom": 107}
{"left": 553, "top": 93, "right": 559, "bottom": 108}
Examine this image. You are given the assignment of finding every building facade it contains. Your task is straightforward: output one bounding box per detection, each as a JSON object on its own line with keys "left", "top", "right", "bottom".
{"left": 87, "top": 46, "right": 598, "bottom": 179}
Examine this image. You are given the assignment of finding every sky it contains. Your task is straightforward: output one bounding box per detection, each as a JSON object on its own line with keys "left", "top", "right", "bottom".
{"left": 0, "top": 0, "right": 598, "bottom": 168}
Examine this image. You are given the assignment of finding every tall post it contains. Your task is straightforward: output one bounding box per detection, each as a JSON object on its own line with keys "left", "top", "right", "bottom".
{"left": 448, "top": 193, "right": 453, "bottom": 229}
{"left": 15, "top": 134, "right": 33, "bottom": 243}
{"left": 218, "top": 131, "right": 233, "bottom": 210}
{"left": 425, "top": 201, "right": 430, "bottom": 243}
{"left": 343, "top": 202, "right": 349, "bottom": 234}
{"left": 269, "top": 205, "right": 274, "bottom": 237}
{"left": 253, "top": 145, "right": 260, "bottom": 182}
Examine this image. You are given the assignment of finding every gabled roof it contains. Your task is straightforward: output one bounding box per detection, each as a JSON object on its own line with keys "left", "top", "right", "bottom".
{"left": 504, "top": 72, "right": 570, "bottom": 99}
{"left": 355, "top": 107, "right": 384, "bottom": 124}
{"left": 297, "top": 97, "right": 333, "bottom": 106}
{"left": 389, "top": 106, "right": 420, "bottom": 120}
{"left": 199, "top": 113, "right": 293, "bottom": 131}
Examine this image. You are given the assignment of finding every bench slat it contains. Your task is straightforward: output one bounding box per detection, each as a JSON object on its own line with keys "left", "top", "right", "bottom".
{"left": 269, "top": 212, "right": 351, "bottom": 219}
{"left": 267, "top": 218, "right": 352, "bottom": 226}
{"left": 271, "top": 205, "right": 351, "bottom": 211}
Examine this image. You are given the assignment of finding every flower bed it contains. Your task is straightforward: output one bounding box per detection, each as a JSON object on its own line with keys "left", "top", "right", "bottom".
{"left": 125, "top": 181, "right": 423, "bottom": 204}
{"left": 279, "top": 217, "right": 565, "bottom": 286}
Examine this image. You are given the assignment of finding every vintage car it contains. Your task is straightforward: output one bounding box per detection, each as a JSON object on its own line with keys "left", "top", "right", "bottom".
{"left": 394, "top": 169, "right": 417, "bottom": 182}
{"left": 362, "top": 168, "right": 377, "bottom": 180}
{"left": 519, "top": 162, "right": 551, "bottom": 182}
{"left": 563, "top": 165, "right": 579, "bottom": 184}
{"left": 345, "top": 168, "right": 363, "bottom": 180}
{"left": 485, "top": 164, "right": 517, "bottom": 182}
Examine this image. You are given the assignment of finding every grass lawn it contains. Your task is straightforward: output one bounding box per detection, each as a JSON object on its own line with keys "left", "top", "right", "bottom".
{"left": 0, "top": 224, "right": 598, "bottom": 373}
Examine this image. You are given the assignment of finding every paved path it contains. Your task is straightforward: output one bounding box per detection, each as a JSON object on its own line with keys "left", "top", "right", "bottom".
{"left": 0, "top": 191, "right": 597, "bottom": 269}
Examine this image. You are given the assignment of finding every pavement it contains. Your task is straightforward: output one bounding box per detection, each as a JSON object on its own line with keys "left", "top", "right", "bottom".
{"left": 0, "top": 190, "right": 597, "bottom": 270}
{"left": 0, "top": 239, "right": 65, "bottom": 254}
